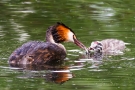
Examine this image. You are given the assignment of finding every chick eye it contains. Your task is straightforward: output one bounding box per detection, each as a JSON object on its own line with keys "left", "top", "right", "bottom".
{"left": 98, "top": 43, "right": 102, "bottom": 46}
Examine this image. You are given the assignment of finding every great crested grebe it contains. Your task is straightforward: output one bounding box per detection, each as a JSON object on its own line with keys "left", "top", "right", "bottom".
{"left": 9, "top": 22, "right": 88, "bottom": 65}
{"left": 89, "top": 39, "right": 128, "bottom": 55}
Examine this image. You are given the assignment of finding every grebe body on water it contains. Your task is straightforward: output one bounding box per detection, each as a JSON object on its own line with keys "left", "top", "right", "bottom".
{"left": 9, "top": 22, "right": 87, "bottom": 65}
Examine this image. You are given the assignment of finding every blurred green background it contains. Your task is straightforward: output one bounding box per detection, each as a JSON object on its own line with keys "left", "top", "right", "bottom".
{"left": 0, "top": 0, "right": 135, "bottom": 90}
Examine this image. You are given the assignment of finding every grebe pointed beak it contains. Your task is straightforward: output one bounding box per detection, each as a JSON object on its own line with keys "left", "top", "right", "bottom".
{"left": 73, "top": 36, "right": 88, "bottom": 53}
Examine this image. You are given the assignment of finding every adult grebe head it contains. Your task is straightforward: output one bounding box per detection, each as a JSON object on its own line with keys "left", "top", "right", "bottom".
{"left": 46, "top": 22, "right": 88, "bottom": 52}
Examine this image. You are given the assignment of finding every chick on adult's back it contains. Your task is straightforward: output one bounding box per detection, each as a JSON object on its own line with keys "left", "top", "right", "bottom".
{"left": 9, "top": 22, "right": 87, "bottom": 65}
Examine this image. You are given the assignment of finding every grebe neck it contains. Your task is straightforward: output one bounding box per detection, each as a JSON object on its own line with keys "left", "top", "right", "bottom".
{"left": 45, "top": 26, "right": 55, "bottom": 43}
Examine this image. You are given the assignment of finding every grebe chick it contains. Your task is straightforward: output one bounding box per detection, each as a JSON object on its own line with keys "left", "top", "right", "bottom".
{"left": 89, "top": 39, "right": 127, "bottom": 55}
{"left": 9, "top": 22, "right": 88, "bottom": 65}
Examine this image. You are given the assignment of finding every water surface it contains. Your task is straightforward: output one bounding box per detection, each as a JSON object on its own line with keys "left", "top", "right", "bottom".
{"left": 0, "top": 0, "right": 135, "bottom": 90}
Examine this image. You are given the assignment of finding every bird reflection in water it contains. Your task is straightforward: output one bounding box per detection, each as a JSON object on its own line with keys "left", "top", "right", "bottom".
{"left": 9, "top": 64, "right": 73, "bottom": 84}
{"left": 45, "top": 67, "right": 73, "bottom": 84}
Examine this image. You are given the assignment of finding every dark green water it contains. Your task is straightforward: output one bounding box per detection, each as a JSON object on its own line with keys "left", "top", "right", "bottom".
{"left": 0, "top": 0, "right": 135, "bottom": 90}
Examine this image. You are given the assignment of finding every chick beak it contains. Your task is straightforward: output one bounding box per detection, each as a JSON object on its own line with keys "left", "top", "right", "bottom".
{"left": 88, "top": 47, "right": 95, "bottom": 53}
{"left": 73, "top": 36, "right": 88, "bottom": 53}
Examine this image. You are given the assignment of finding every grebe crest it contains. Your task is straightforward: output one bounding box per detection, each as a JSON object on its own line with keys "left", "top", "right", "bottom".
{"left": 49, "top": 22, "right": 88, "bottom": 51}
{"left": 52, "top": 22, "right": 75, "bottom": 43}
